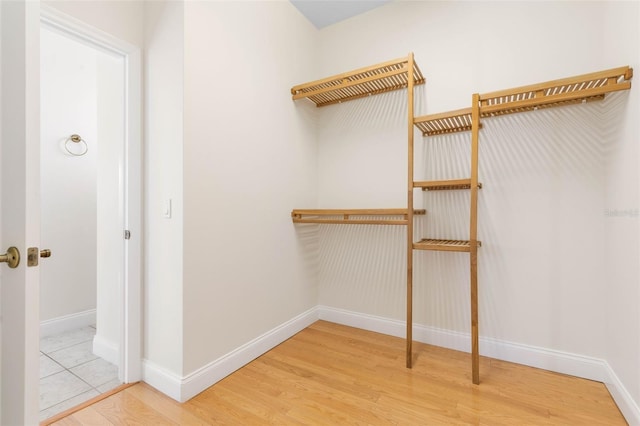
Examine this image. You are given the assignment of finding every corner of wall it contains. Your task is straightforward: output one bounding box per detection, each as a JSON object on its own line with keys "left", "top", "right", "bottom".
{"left": 602, "top": 1, "right": 640, "bottom": 419}
{"left": 143, "top": 0, "right": 185, "bottom": 377}
{"left": 604, "top": 361, "right": 640, "bottom": 425}
{"left": 143, "top": 307, "right": 319, "bottom": 402}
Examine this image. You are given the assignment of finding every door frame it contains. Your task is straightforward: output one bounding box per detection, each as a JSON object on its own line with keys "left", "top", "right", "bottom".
{"left": 40, "top": 5, "right": 142, "bottom": 384}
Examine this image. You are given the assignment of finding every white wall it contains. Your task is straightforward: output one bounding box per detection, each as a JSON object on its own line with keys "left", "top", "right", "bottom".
{"left": 317, "top": 0, "right": 608, "bottom": 354}
{"left": 141, "top": 0, "right": 320, "bottom": 392}
{"left": 40, "top": 27, "right": 98, "bottom": 322}
{"left": 144, "top": 0, "right": 184, "bottom": 376}
{"left": 182, "top": 0, "right": 319, "bottom": 374}
{"left": 602, "top": 1, "right": 640, "bottom": 414}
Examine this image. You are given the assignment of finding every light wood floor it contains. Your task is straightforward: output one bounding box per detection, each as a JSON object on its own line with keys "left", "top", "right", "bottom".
{"left": 51, "top": 321, "right": 626, "bottom": 425}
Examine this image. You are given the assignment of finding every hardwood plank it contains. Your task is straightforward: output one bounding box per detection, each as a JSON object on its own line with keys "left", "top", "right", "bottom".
{"left": 41, "top": 383, "right": 134, "bottom": 426}
{"left": 208, "top": 368, "right": 299, "bottom": 424}
{"left": 51, "top": 321, "right": 627, "bottom": 425}
{"left": 90, "top": 390, "right": 178, "bottom": 425}
{"left": 46, "top": 416, "right": 85, "bottom": 426}
{"left": 185, "top": 385, "right": 274, "bottom": 425}
{"left": 255, "top": 353, "right": 408, "bottom": 426}
{"left": 123, "top": 384, "right": 209, "bottom": 425}
{"left": 54, "top": 407, "right": 111, "bottom": 425}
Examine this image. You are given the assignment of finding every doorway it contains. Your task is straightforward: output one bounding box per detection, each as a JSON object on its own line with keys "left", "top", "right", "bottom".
{"left": 38, "top": 25, "right": 124, "bottom": 420}
{"left": 35, "top": 6, "right": 142, "bottom": 423}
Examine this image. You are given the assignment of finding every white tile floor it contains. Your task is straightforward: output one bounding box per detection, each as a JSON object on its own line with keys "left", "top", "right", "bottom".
{"left": 39, "top": 326, "right": 120, "bottom": 421}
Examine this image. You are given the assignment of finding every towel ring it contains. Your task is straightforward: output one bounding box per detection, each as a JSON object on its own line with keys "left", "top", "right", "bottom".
{"left": 65, "top": 134, "right": 88, "bottom": 156}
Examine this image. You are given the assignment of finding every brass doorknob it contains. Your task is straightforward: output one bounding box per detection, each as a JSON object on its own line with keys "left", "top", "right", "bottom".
{"left": 40, "top": 249, "right": 51, "bottom": 258}
{"left": 0, "top": 246, "right": 20, "bottom": 268}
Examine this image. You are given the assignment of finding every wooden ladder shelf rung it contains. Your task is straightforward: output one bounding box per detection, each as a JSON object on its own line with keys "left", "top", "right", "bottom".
{"left": 413, "top": 238, "right": 481, "bottom": 252}
{"left": 414, "top": 179, "right": 483, "bottom": 191}
{"left": 414, "top": 107, "right": 477, "bottom": 136}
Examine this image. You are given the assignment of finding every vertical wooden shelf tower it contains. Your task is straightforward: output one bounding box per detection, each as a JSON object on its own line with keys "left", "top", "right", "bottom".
{"left": 291, "top": 53, "right": 633, "bottom": 385}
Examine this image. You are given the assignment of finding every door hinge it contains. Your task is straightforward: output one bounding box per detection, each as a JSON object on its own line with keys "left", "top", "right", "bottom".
{"left": 124, "top": 230, "right": 131, "bottom": 240}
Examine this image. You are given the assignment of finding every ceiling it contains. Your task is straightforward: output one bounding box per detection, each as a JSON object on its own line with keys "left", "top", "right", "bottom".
{"left": 290, "top": 0, "right": 392, "bottom": 29}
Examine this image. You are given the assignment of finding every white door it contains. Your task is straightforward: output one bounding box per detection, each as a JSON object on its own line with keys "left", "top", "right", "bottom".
{"left": 1, "top": 3, "right": 142, "bottom": 424}
{"left": 1, "top": 1, "right": 42, "bottom": 425}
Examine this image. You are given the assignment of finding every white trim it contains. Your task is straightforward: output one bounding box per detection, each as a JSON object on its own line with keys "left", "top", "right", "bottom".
{"left": 479, "top": 335, "right": 607, "bottom": 382}
{"left": 604, "top": 361, "right": 640, "bottom": 425}
{"left": 39, "top": 5, "right": 137, "bottom": 56}
{"left": 122, "top": 45, "right": 143, "bottom": 385}
{"left": 92, "top": 334, "right": 119, "bottom": 366}
{"left": 141, "top": 359, "right": 182, "bottom": 402}
{"left": 40, "top": 309, "right": 96, "bottom": 337}
{"left": 317, "top": 305, "right": 606, "bottom": 380}
{"left": 39, "top": 5, "right": 143, "bottom": 384}
{"left": 142, "top": 307, "right": 319, "bottom": 402}
{"left": 318, "top": 305, "right": 406, "bottom": 338}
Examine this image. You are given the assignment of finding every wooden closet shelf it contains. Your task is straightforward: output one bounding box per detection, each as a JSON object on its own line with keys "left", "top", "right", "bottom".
{"left": 414, "top": 66, "right": 633, "bottom": 136}
{"left": 414, "top": 179, "right": 482, "bottom": 191}
{"left": 291, "top": 208, "right": 426, "bottom": 225}
{"left": 414, "top": 107, "right": 479, "bottom": 136}
{"left": 413, "top": 238, "right": 482, "bottom": 252}
{"left": 291, "top": 55, "right": 425, "bottom": 107}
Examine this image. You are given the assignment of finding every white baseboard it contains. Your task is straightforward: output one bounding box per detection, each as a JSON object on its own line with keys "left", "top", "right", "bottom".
{"left": 93, "top": 334, "right": 119, "bottom": 366}
{"left": 318, "top": 305, "right": 605, "bottom": 380}
{"left": 142, "top": 306, "right": 319, "bottom": 402}
{"left": 40, "top": 309, "right": 96, "bottom": 337}
{"left": 142, "top": 359, "right": 183, "bottom": 402}
{"left": 604, "top": 361, "right": 640, "bottom": 425}
{"left": 318, "top": 305, "right": 639, "bottom": 424}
